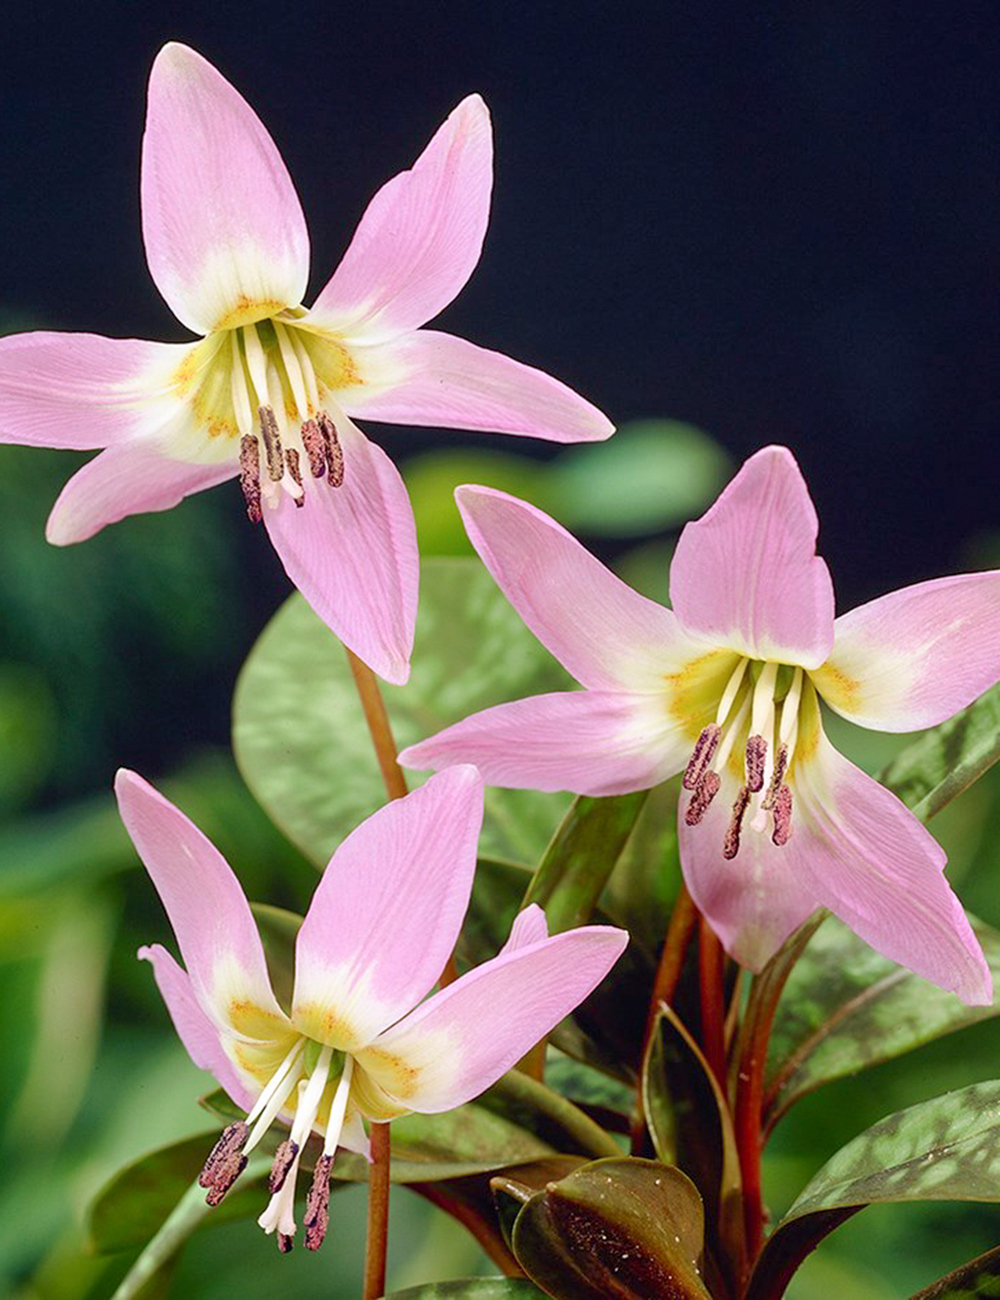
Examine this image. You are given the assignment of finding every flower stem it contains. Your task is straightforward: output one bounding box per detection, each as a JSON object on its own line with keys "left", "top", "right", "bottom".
{"left": 363, "top": 1120, "right": 391, "bottom": 1300}
{"left": 698, "top": 914, "right": 726, "bottom": 1089}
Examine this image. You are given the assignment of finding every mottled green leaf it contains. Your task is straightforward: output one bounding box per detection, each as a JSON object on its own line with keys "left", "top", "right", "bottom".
{"left": 881, "top": 683, "right": 1000, "bottom": 823}
{"left": 909, "top": 1245, "right": 1000, "bottom": 1298}
{"left": 385, "top": 1281, "right": 545, "bottom": 1299}
{"left": 765, "top": 914, "right": 1000, "bottom": 1130}
{"left": 491, "top": 1159, "right": 585, "bottom": 1254}
{"left": 511, "top": 1157, "right": 711, "bottom": 1299}
{"left": 233, "top": 558, "right": 572, "bottom": 868}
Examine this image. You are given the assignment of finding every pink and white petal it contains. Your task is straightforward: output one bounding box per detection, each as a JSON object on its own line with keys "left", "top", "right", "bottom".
{"left": 46, "top": 442, "right": 236, "bottom": 545}
{"left": 355, "top": 927, "right": 627, "bottom": 1113}
{"left": 812, "top": 571, "right": 1000, "bottom": 731}
{"left": 400, "top": 690, "right": 690, "bottom": 796}
{"left": 670, "top": 445, "right": 835, "bottom": 669}
{"left": 454, "top": 486, "right": 694, "bottom": 690}
{"left": 677, "top": 778, "right": 819, "bottom": 972}
{"left": 291, "top": 766, "right": 484, "bottom": 1051}
{"left": 263, "top": 415, "right": 418, "bottom": 685}
{"left": 0, "top": 332, "right": 190, "bottom": 449}
{"left": 499, "top": 904, "right": 550, "bottom": 955}
{"left": 142, "top": 43, "right": 309, "bottom": 335}
{"left": 139, "top": 943, "right": 255, "bottom": 1111}
{"left": 343, "top": 331, "right": 613, "bottom": 443}
{"left": 312, "top": 96, "right": 492, "bottom": 341}
{"left": 793, "top": 732, "right": 991, "bottom": 1005}
{"left": 116, "top": 770, "right": 288, "bottom": 1032}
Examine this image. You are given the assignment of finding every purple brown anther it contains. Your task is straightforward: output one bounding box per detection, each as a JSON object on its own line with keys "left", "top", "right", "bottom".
{"left": 239, "top": 435, "right": 262, "bottom": 523}
{"left": 277, "top": 1233, "right": 294, "bottom": 1254}
{"left": 301, "top": 419, "right": 327, "bottom": 478}
{"left": 258, "top": 405, "right": 284, "bottom": 481}
{"left": 745, "top": 734, "right": 767, "bottom": 792}
{"left": 685, "top": 770, "right": 721, "bottom": 826}
{"left": 268, "top": 1138, "right": 300, "bottom": 1194}
{"left": 723, "top": 785, "right": 751, "bottom": 860}
{"left": 317, "top": 412, "right": 345, "bottom": 487}
{"left": 199, "top": 1121, "right": 249, "bottom": 1206}
{"left": 771, "top": 784, "right": 793, "bottom": 846}
{"left": 762, "top": 744, "right": 788, "bottom": 810}
{"left": 683, "top": 724, "right": 721, "bottom": 790}
{"left": 304, "top": 1153, "right": 334, "bottom": 1251}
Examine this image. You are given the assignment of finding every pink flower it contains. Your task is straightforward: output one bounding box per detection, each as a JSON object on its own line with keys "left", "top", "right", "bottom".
{"left": 0, "top": 44, "right": 612, "bottom": 684}
{"left": 400, "top": 447, "right": 1000, "bottom": 1004}
{"left": 115, "top": 764, "right": 626, "bottom": 1253}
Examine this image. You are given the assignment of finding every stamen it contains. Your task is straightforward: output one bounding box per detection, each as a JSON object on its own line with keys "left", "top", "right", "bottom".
{"left": 259, "top": 406, "right": 284, "bottom": 482}
{"left": 241, "top": 323, "right": 270, "bottom": 406}
{"left": 274, "top": 322, "right": 310, "bottom": 419}
{"left": 772, "top": 785, "right": 793, "bottom": 845}
{"left": 278, "top": 1233, "right": 294, "bottom": 1254}
{"left": 715, "top": 657, "right": 749, "bottom": 727}
{"left": 301, "top": 419, "right": 327, "bottom": 478}
{"left": 723, "top": 785, "right": 751, "bottom": 860}
{"left": 778, "top": 668, "right": 804, "bottom": 745}
{"left": 713, "top": 690, "right": 752, "bottom": 773}
{"left": 317, "top": 412, "right": 345, "bottom": 487}
{"left": 685, "top": 770, "right": 721, "bottom": 826}
{"left": 285, "top": 448, "right": 305, "bottom": 507}
{"left": 761, "top": 744, "right": 788, "bottom": 811}
{"left": 230, "top": 332, "right": 254, "bottom": 436}
{"left": 683, "top": 724, "right": 720, "bottom": 790}
{"left": 745, "top": 734, "right": 767, "bottom": 792}
{"left": 268, "top": 1138, "right": 300, "bottom": 1194}
{"left": 245, "top": 1039, "right": 306, "bottom": 1131}
{"left": 199, "top": 1121, "right": 249, "bottom": 1206}
{"left": 258, "top": 1047, "right": 334, "bottom": 1248}
{"left": 288, "top": 326, "right": 322, "bottom": 413}
{"left": 304, "top": 1153, "right": 334, "bottom": 1252}
{"left": 239, "top": 435, "right": 262, "bottom": 524}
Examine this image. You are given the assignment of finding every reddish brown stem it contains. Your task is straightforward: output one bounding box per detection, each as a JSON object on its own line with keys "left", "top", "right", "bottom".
{"left": 363, "top": 1121, "right": 391, "bottom": 1300}
{"left": 698, "top": 915, "right": 727, "bottom": 1090}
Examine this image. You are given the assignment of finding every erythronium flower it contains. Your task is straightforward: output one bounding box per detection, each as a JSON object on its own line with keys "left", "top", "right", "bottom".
{"left": 0, "top": 44, "right": 612, "bottom": 685}
{"left": 399, "top": 447, "right": 1000, "bottom": 1004}
{"left": 115, "top": 764, "right": 626, "bottom": 1253}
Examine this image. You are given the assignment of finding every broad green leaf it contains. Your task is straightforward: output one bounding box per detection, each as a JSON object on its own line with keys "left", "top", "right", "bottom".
{"left": 511, "top": 1157, "right": 711, "bottom": 1299}
{"left": 909, "top": 1245, "right": 1000, "bottom": 1298}
{"left": 764, "top": 914, "right": 1000, "bottom": 1131}
{"left": 747, "top": 1081, "right": 1000, "bottom": 1300}
{"left": 881, "top": 683, "right": 1000, "bottom": 823}
{"left": 233, "top": 558, "right": 573, "bottom": 868}
{"left": 491, "top": 1158, "right": 585, "bottom": 1254}
{"left": 386, "top": 1282, "right": 545, "bottom": 1299}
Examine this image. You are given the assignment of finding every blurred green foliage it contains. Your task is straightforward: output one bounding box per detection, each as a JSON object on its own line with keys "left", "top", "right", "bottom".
{"left": 1, "top": 414, "right": 999, "bottom": 1298}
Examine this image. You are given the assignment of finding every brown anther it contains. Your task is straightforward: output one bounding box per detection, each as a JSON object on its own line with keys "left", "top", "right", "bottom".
{"left": 745, "top": 734, "right": 767, "bottom": 793}
{"left": 317, "top": 412, "right": 345, "bottom": 487}
{"left": 239, "top": 435, "right": 262, "bottom": 524}
{"left": 199, "top": 1121, "right": 249, "bottom": 1206}
{"left": 683, "top": 724, "right": 721, "bottom": 790}
{"left": 771, "top": 784, "right": 793, "bottom": 846}
{"left": 685, "top": 770, "right": 721, "bottom": 826}
{"left": 268, "top": 1138, "right": 300, "bottom": 1194}
{"left": 304, "top": 1153, "right": 334, "bottom": 1251}
{"left": 762, "top": 744, "right": 788, "bottom": 811}
{"left": 258, "top": 405, "right": 284, "bottom": 482}
{"left": 278, "top": 1233, "right": 294, "bottom": 1254}
{"left": 301, "top": 418, "right": 327, "bottom": 478}
{"left": 723, "top": 785, "right": 751, "bottom": 860}
{"left": 285, "top": 448, "right": 305, "bottom": 507}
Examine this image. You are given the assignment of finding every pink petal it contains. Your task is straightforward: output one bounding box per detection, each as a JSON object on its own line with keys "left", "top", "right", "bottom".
{"left": 115, "top": 770, "right": 288, "bottom": 1029}
{"left": 499, "top": 904, "right": 550, "bottom": 954}
{"left": 344, "top": 331, "right": 613, "bottom": 442}
{"left": 669, "top": 445, "right": 835, "bottom": 669}
{"left": 46, "top": 443, "right": 236, "bottom": 545}
{"left": 291, "top": 767, "right": 484, "bottom": 1051}
{"left": 263, "top": 415, "right": 418, "bottom": 685}
{"left": 312, "top": 96, "right": 492, "bottom": 341}
{"left": 400, "top": 690, "right": 689, "bottom": 796}
{"left": 813, "top": 571, "right": 1000, "bottom": 731}
{"left": 139, "top": 942, "right": 255, "bottom": 1111}
{"left": 793, "top": 730, "right": 991, "bottom": 1005}
{"left": 355, "top": 927, "right": 628, "bottom": 1113}
{"left": 677, "top": 776, "right": 819, "bottom": 971}
{"left": 454, "top": 486, "right": 693, "bottom": 690}
{"left": 142, "top": 43, "right": 309, "bottom": 335}
{"left": 0, "top": 332, "right": 187, "bottom": 449}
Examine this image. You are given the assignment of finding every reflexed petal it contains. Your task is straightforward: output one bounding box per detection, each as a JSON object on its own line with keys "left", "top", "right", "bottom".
{"left": 116, "top": 770, "right": 288, "bottom": 1033}
{"left": 338, "top": 1108, "right": 371, "bottom": 1159}
{"left": 677, "top": 777, "right": 818, "bottom": 971}
{"left": 499, "top": 904, "right": 549, "bottom": 954}
{"left": 263, "top": 415, "right": 418, "bottom": 685}
{"left": 46, "top": 443, "right": 236, "bottom": 544}
{"left": 139, "top": 943, "right": 255, "bottom": 1111}
{"left": 142, "top": 43, "right": 309, "bottom": 335}
{"left": 793, "top": 726, "right": 991, "bottom": 1005}
{"left": 0, "top": 332, "right": 188, "bottom": 449}
{"left": 312, "top": 96, "right": 492, "bottom": 340}
{"left": 670, "top": 445, "right": 835, "bottom": 669}
{"left": 355, "top": 927, "right": 627, "bottom": 1113}
{"left": 400, "top": 690, "right": 690, "bottom": 795}
{"left": 344, "top": 331, "right": 613, "bottom": 442}
{"left": 292, "top": 767, "right": 484, "bottom": 1051}
{"left": 813, "top": 571, "right": 1000, "bottom": 731}
{"left": 455, "top": 486, "right": 693, "bottom": 690}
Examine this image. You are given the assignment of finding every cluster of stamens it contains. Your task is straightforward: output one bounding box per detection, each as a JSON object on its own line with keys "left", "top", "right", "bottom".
{"left": 229, "top": 320, "right": 346, "bottom": 524}
{"left": 197, "top": 1037, "right": 355, "bottom": 1254}
{"left": 683, "top": 659, "right": 802, "bottom": 859}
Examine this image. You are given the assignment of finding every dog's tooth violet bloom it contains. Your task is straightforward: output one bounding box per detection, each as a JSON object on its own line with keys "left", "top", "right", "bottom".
{"left": 115, "top": 764, "right": 626, "bottom": 1253}
{"left": 0, "top": 44, "right": 612, "bottom": 685}
{"left": 400, "top": 447, "right": 1000, "bottom": 1004}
